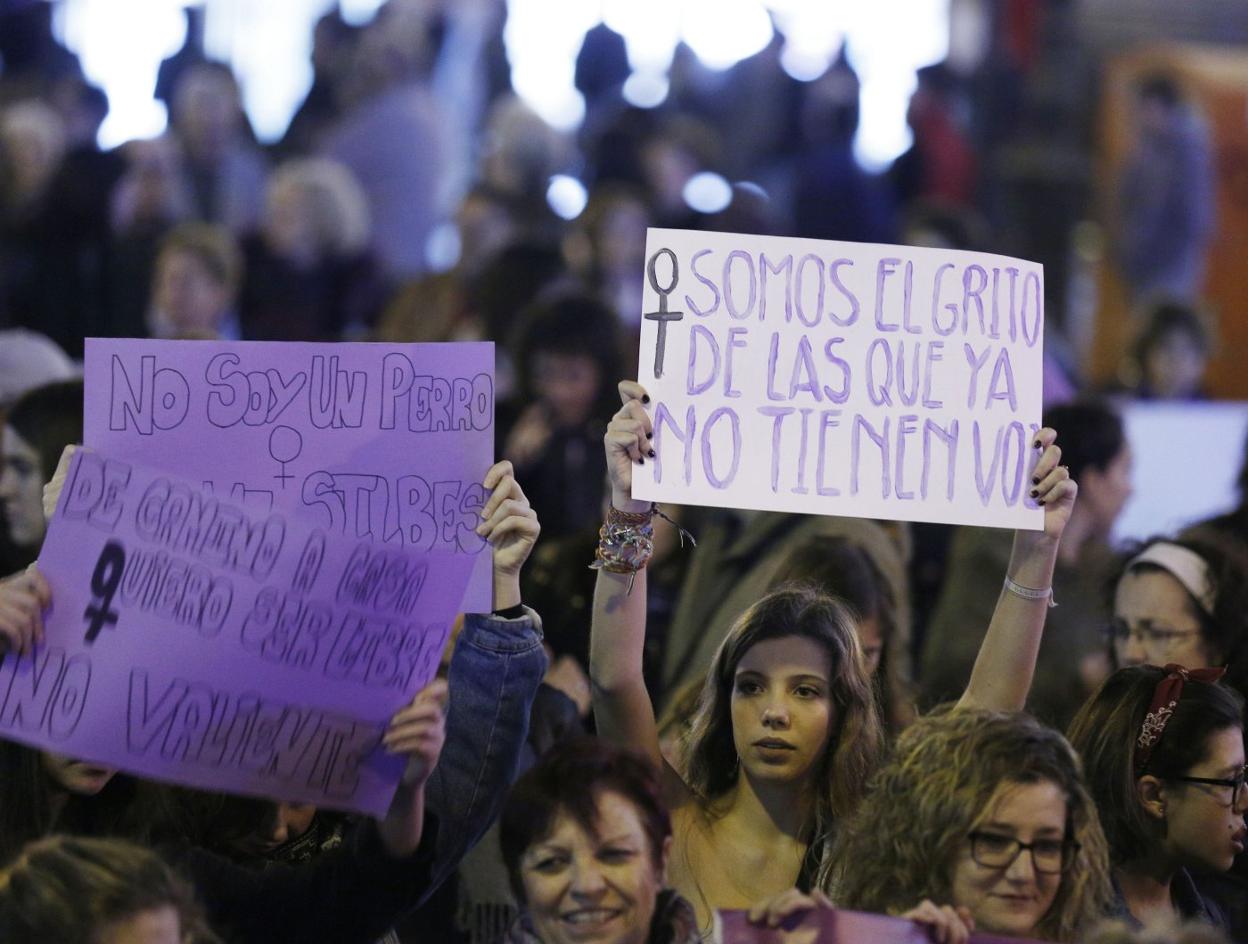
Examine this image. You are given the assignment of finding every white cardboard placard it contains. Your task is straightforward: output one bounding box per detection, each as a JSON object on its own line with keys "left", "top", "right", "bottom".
{"left": 632, "top": 228, "right": 1046, "bottom": 530}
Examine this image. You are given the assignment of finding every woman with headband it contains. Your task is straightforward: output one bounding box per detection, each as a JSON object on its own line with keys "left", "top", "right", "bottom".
{"left": 1068, "top": 664, "right": 1245, "bottom": 929}
{"left": 1107, "top": 533, "right": 1248, "bottom": 696}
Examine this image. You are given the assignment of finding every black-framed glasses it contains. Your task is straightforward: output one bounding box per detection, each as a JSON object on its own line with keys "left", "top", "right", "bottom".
{"left": 1171, "top": 765, "right": 1248, "bottom": 807}
{"left": 968, "top": 832, "right": 1079, "bottom": 875}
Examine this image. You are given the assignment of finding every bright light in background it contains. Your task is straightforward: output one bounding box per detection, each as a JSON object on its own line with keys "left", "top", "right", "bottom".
{"left": 683, "top": 171, "right": 732, "bottom": 214}
{"left": 771, "top": 2, "right": 845, "bottom": 82}
{"left": 680, "top": 0, "right": 772, "bottom": 72}
{"left": 337, "top": 0, "right": 383, "bottom": 26}
{"left": 506, "top": 0, "right": 950, "bottom": 171}
{"left": 602, "top": 0, "right": 680, "bottom": 74}
{"left": 843, "top": 0, "right": 950, "bottom": 171}
{"left": 546, "top": 174, "right": 589, "bottom": 220}
{"left": 622, "top": 71, "right": 669, "bottom": 109}
{"left": 53, "top": 0, "right": 189, "bottom": 148}
{"left": 49, "top": 0, "right": 949, "bottom": 169}
{"left": 504, "top": 0, "right": 597, "bottom": 130}
{"left": 55, "top": 0, "right": 333, "bottom": 146}
{"left": 204, "top": 0, "right": 330, "bottom": 142}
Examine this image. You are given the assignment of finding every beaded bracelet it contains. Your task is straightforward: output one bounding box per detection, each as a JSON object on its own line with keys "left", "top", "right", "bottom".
{"left": 590, "top": 505, "right": 655, "bottom": 576}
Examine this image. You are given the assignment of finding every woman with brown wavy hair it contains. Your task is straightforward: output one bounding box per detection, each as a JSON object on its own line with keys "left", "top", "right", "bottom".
{"left": 0, "top": 834, "right": 221, "bottom": 943}
{"left": 832, "top": 708, "right": 1112, "bottom": 942}
{"left": 591, "top": 381, "right": 1078, "bottom": 932}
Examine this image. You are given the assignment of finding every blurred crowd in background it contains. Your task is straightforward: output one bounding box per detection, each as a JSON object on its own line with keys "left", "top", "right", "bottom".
{"left": 2, "top": 1, "right": 1248, "bottom": 941}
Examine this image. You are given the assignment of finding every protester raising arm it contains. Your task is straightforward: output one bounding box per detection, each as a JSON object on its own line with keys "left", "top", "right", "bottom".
{"left": 957, "top": 426, "right": 1076, "bottom": 712}
{"left": 590, "top": 381, "right": 693, "bottom": 808}
{"left": 419, "top": 458, "right": 550, "bottom": 891}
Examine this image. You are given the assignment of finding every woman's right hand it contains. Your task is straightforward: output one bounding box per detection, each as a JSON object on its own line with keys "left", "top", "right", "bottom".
{"left": 0, "top": 566, "right": 50, "bottom": 656}
{"left": 604, "top": 380, "right": 653, "bottom": 513}
{"left": 900, "top": 900, "right": 975, "bottom": 944}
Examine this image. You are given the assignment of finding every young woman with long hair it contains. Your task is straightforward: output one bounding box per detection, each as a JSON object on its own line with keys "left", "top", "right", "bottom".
{"left": 591, "top": 381, "right": 1077, "bottom": 929}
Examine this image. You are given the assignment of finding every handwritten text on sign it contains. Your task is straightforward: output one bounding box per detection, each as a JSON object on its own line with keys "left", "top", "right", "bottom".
{"left": 633, "top": 229, "right": 1046, "bottom": 529}
{"left": 83, "top": 339, "right": 495, "bottom": 609}
{"left": 0, "top": 450, "right": 474, "bottom": 816}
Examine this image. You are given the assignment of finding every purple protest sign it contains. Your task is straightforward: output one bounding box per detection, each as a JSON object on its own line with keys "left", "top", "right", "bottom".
{"left": 83, "top": 339, "right": 494, "bottom": 611}
{"left": 0, "top": 449, "right": 475, "bottom": 816}
{"left": 717, "top": 907, "right": 1044, "bottom": 944}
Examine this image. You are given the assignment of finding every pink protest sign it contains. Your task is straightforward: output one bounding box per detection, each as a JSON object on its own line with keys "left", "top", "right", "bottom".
{"left": 717, "top": 907, "right": 1044, "bottom": 944}
{"left": 83, "top": 339, "right": 495, "bottom": 611}
{"left": 0, "top": 449, "right": 475, "bottom": 816}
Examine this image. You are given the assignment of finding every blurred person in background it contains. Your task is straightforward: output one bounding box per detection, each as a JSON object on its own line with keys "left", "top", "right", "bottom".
{"left": 0, "top": 99, "right": 67, "bottom": 334}
{"left": 107, "top": 136, "right": 197, "bottom": 339}
{"left": 1114, "top": 300, "right": 1213, "bottom": 401}
{"left": 502, "top": 293, "right": 620, "bottom": 541}
{"left": 562, "top": 184, "right": 650, "bottom": 339}
{"left": 0, "top": 380, "right": 83, "bottom": 568}
{"left": 921, "top": 400, "right": 1133, "bottom": 730}
{"left": 277, "top": 10, "right": 360, "bottom": 158}
{"left": 322, "top": 1, "right": 445, "bottom": 280}
{"left": 0, "top": 835, "right": 221, "bottom": 944}
{"left": 239, "top": 157, "right": 386, "bottom": 340}
{"left": 377, "top": 183, "right": 526, "bottom": 344}
{"left": 147, "top": 222, "right": 242, "bottom": 340}
{"left": 168, "top": 62, "right": 267, "bottom": 235}
{"left": 1114, "top": 72, "right": 1215, "bottom": 304}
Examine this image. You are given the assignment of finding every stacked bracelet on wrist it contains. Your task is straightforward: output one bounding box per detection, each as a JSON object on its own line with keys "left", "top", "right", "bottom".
{"left": 590, "top": 505, "right": 655, "bottom": 583}
{"left": 1003, "top": 574, "right": 1057, "bottom": 608}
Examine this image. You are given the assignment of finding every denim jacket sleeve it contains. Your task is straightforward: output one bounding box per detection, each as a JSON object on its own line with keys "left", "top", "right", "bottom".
{"left": 419, "top": 606, "right": 547, "bottom": 896}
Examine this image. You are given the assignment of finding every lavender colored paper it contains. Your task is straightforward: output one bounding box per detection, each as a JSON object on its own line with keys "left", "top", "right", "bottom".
{"left": 0, "top": 449, "right": 475, "bottom": 816}
{"left": 717, "top": 907, "right": 1042, "bottom": 944}
{"left": 634, "top": 228, "right": 1046, "bottom": 531}
{"left": 83, "top": 339, "right": 495, "bottom": 610}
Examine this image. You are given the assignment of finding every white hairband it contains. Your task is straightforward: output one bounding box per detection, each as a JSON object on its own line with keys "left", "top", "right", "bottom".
{"left": 1125, "top": 541, "right": 1216, "bottom": 615}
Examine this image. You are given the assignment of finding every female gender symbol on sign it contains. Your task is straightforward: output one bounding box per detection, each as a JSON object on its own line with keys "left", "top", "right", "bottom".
{"left": 644, "top": 248, "right": 682, "bottom": 378}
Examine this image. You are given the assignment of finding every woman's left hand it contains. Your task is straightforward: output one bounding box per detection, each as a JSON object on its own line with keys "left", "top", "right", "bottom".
{"left": 1027, "top": 427, "right": 1076, "bottom": 544}
{"left": 477, "top": 460, "right": 540, "bottom": 582}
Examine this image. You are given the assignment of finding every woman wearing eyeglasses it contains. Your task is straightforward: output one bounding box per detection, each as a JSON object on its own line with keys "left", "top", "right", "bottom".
{"left": 1068, "top": 664, "right": 1245, "bottom": 930}
{"left": 824, "top": 708, "right": 1112, "bottom": 942}
{"left": 1106, "top": 533, "right": 1248, "bottom": 698}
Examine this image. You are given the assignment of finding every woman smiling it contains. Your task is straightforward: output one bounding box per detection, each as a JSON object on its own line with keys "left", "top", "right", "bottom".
{"left": 499, "top": 739, "right": 698, "bottom": 944}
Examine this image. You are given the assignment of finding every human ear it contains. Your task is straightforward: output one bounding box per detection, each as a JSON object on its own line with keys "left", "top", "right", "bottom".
{"left": 1136, "top": 775, "right": 1168, "bottom": 820}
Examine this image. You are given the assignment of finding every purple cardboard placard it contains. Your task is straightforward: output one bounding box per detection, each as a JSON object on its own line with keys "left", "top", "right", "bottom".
{"left": 83, "top": 339, "right": 495, "bottom": 612}
{"left": 1, "top": 449, "right": 475, "bottom": 816}
{"left": 717, "top": 907, "right": 1044, "bottom": 943}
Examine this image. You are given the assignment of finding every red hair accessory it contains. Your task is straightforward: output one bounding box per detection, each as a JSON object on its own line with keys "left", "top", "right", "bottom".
{"left": 1134, "top": 663, "right": 1226, "bottom": 775}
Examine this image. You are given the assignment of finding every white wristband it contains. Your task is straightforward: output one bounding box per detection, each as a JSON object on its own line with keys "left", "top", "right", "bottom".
{"left": 1004, "top": 575, "right": 1057, "bottom": 608}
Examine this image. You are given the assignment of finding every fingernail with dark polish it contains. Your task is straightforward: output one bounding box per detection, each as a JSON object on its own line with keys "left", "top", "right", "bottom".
{"left": 648, "top": 449, "right": 656, "bottom": 458}
{"left": 642, "top": 395, "right": 651, "bottom": 404}
{"left": 1034, "top": 441, "right": 1042, "bottom": 449}
{"left": 1037, "top": 499, "right": 1046, "bottom": 506}
{"left": 1032, "top": 476, "right": 1040, "bottom": 485}
{"left": 638, "top": 457, "right": 645, "bottom": 465}
{"left": 1030, "top": 489, "right": 1038, "bottom": 498}
{"left": 646, "top": 431, "right": 653, "bottom": 439}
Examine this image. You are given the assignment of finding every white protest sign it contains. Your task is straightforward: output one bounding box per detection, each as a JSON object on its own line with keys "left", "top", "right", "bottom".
{"left": 632, "top": 228, "right": 1045, "bottom": 530}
